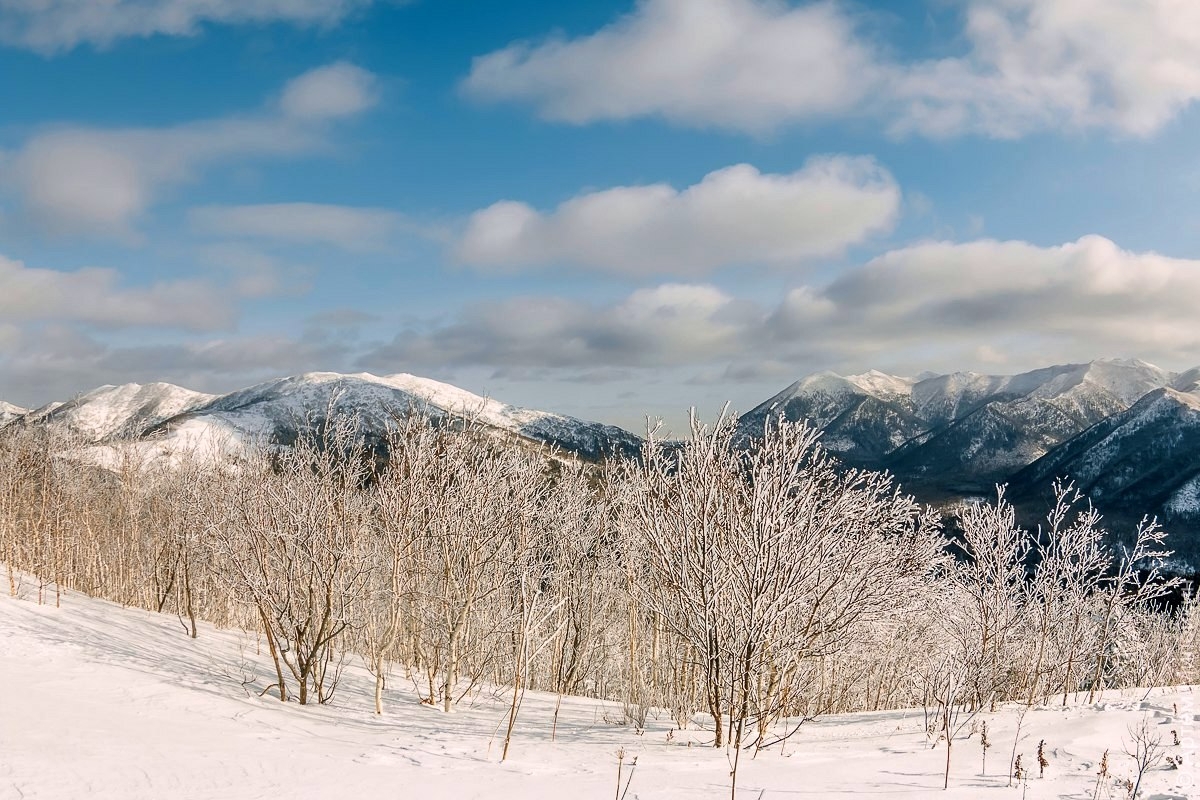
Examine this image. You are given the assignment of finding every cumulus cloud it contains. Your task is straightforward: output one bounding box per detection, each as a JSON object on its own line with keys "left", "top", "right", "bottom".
{"left": 361, "top": 236, "right": 1200, "bottom": 379}
{"left": 280, "top": 62, "right": 378, "bottom": 120}
{"left": 0, "top": 64, "right": 378, "bottom": 238}
{"left": 191, "top": 202, "right": 402, "bottom": 252}
{"left": 0, "top": 0, "right": 377, "bottom": 53}
{"left": 891, "top": 0, "right": 1200, "bottom": 138}
{"left": 456, "top": 157, "right": 899, "bottom": 275}
{"left": 0, "top": 252, "right": 233, "bottom": 331}
{"left": 465, "top": 0, "right": 1200, "bottom": 138}
{"left": 464, "top": 0, "right": 877, "bottom": 133}
{"left": 773, "top": 235, "right": 1200, "bottom": 360}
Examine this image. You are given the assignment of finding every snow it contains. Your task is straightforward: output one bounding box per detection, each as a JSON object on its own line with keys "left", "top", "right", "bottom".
{"left": 845, "top": 369, "right": 915, "bottom": 397}
{"left": 1166, "top": 473, "right": 1200, "bottom": 517}
{"left": 1, "top": 586, "right": 1196, "bottom": 800}
{"left": 24, "top": 382, "right": 217, "bottom": 441}
{"left": 0, "top": 401, "right": 25, "bottom": 426}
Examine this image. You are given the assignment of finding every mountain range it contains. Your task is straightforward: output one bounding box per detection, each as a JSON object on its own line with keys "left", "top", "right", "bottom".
{"left": 1, "top": 372, "right": 642, "bottom": 465}
{"left": 738, "top": 359, "right": 1200, "bottom": 557}
{"left": 3, "top": 359, "right": 1198, "bottom": 558}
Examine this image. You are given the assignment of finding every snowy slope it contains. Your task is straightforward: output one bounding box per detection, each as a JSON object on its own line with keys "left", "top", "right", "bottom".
{"left": 1010, "top": 387, "right": 1200, "bottom": 524}
{"left": 7, "top": 372, "right": 641, "bottom": 464}
{"left": 0, "top": 400, "right": 26, "bottom": 427}
{"left": 20, "top": 382, "right": 217, "bottom": 441}
{"left": 742, "top": 359, "right": 1190, "bottom": 489}
{"left": 158, "top": 371, "right": 642, "bottom": 461}
{"left": 1, "top": 586, "right": 1195, "bottom": 800}
{"left": 738, "top": 371, "right": 924, "bottom": 464}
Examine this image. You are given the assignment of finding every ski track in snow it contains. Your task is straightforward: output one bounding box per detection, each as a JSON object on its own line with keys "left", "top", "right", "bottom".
{"left": 1, "top": 587, "right": 1197, "bottom": 799}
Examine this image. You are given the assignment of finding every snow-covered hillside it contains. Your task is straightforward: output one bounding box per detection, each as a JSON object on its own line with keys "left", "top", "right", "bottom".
{"left": 5, "top": 372, "right": 642, "bottom": 464}
{"left": 21, "top": 382, "right": 218, "bottom": 441}
{"left": 0, "top": 586, "right": 1195, "bottom": 800}
{"left": 1011, "top": 387, "right": 1200, "bottom": 523}
{"left": 743, "top": 359, "right": 1192, "bottom": 487}
{"left": 0, "top": 400, "right": 25, "bottom": 427}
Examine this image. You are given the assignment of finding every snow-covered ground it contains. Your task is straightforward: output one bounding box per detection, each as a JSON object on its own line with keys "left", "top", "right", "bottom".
{"left": 1, "top": 587, "right": 1196, "bottom": 799}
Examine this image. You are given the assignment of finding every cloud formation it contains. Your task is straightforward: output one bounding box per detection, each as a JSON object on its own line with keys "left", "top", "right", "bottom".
{"left": 456, "top": 157, "right": 899, "bottom": 275}
{"left": 465, "top": 0, "right": 876, "bottom": 133}
{"left": 0, "top": 328, "right": 353, "bottom": 408}
{"left": 191, "top": 202, "right": 403, "bottom": 252}
{"left": 0, "top": 253, "right": 233, "bottom": 331}
{"left": 465, "top": 0, "right": 1200, "bottom": 138}
{"left": 0, "top": 63, "right": 378, "bottom": 239}
{"left": 279, "top": 62, "right": 378, "bottom": 120}
{"left": 0, "top": 0, "right": 376, "bottom": 53}
{"left": 360, "top": 283, "right": 755, "bottom": 372}
{"left": 364, "top": 236, "right": 1200, "bottom": 378}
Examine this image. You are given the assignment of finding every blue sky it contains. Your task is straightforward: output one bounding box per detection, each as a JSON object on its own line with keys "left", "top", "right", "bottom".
{"left": 2, "top": 0, "right": 1200, "bottom": 432}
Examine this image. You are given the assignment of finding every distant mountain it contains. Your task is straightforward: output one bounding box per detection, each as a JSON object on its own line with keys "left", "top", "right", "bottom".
{"left": 0, "top": 401, "right": 26, "bottom": 428}
{"left": 742, "top": 359, "right": 1184, "bottom": 490}
{"left": 20, "top": 383, "right": 218, "bottom": 441}
{"left": 887, "top": 359, "right": 1176, "bottom": 487}
{"left": 1009, "top": 387, "right": 1200, "bottom": 525}
{"left": 2, "top": 372, "right": 642, "bottom": 463}
{"left": 737, "top": 371, "right": 922, "bottom": 465}
{"left": 742, "top": 358, "right": 1200, "bottom": 560}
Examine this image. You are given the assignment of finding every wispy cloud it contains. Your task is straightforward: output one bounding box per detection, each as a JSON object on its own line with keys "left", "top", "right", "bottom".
{"left": 0, "top": 63, "right": 378, "bottom": 239}
{"left": 0, "top": 0, "right": 378, "bottom": 54}
{"left": 0, "top": 252, "right": 234, "bottom": 331}
{"left": 191, "top": 202, "right": 404, "bottom": 253}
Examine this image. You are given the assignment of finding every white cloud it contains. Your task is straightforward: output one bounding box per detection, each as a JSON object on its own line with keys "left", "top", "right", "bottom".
{"left": 280, "top": 62, "right": 378, "bottom": 120}
{"left": 890, "top": 0, "right": 1200, "bottom": 138}
{"left": 363, "top": 235, "right": 1200, "bottom": 378}
{"left": 465, "top": 0, "right": 1200, "bottom": 138}
{"left": 0, "top": 328, "right": 354, "bottom": 408}
{"left": 360, "top": 283, "right": 756, "bottom": 371}
{"left": 191, "top": 202, "right": 402, "bottom": 252}
{"left": 771, "top": 235, "right": 1200, "bottom": 365}
{"left": 464, "top": 0, "right": 877, "bottom": 133}
{"left": 0, "top": 64, "right": 377, "bottom": 238}
{"left": 0, "top": 253, "right": 233, "bottom": 331}
{"left": 0, "top": 0, "right": 377, "bottom": 53}
{"left": 456, "top": 157, "right": 899, "bottom": 275}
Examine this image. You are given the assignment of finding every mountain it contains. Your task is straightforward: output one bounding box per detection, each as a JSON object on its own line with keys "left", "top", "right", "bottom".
{"left": 19, "top": 383, "right": 217, "bottom": 441}
{"left": 3, "top": 372, "right": 641, "bottom": 463}
{"left": 0, "top": 401, "right": 27, "bottom": 427}
{"left": 742, "top": 359, "right": 1183, "bottom": 490}
{"left": 737, "top": 371, "right": 922, "bottom": 465}
{"left": 886, "top": 359, "right": 1175, "bottom": 488}
{"left": 1008, "top": 387, "right": 1200, "bottom": 524}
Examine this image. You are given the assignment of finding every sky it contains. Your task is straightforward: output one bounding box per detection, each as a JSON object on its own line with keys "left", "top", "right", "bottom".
{"left": 2, "top": 0, "right": 1200, "bottom": 433}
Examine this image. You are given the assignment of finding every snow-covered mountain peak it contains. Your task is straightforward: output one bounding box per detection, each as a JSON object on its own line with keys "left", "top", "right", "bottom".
{"left": 770, "top": 369, "right": 914, "bottom": 403}
{"left": 26, "top": 382, "right": 217, "bottom": 441}
{"left": 0, "top": 400, "right": 27, "bottom": 426}
{"left": 845, "top": 370, "right": 915, "bottom": 397}
{"left": 1030, "top": 359, "right": 1175, "bottom": 406}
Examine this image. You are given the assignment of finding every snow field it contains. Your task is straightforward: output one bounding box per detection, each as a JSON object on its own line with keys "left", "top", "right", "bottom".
{"left": 1, "top": 586, "right": 1196, "bottom": 800}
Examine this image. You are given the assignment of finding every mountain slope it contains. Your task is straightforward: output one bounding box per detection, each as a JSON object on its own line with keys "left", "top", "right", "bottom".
{"left": 886, "top": 360, "right": 1176, "bottom": 488}
{"left": 1008, "top": 387, "right": 1200, "bottom": 523}
{"left": 11, "top": 372, "right": 642, "bottom": 463}
{"left": 18, "top": 383, "right": 216, "bottom": 441}
{"left": 0, "top": 401, "right": 26, "bottom": 427}
{"left": 742, "top": 359, "right": 1185, "bottom": 490}
{"left": 738, "top": 371, "right": 923, "bottom": 465}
